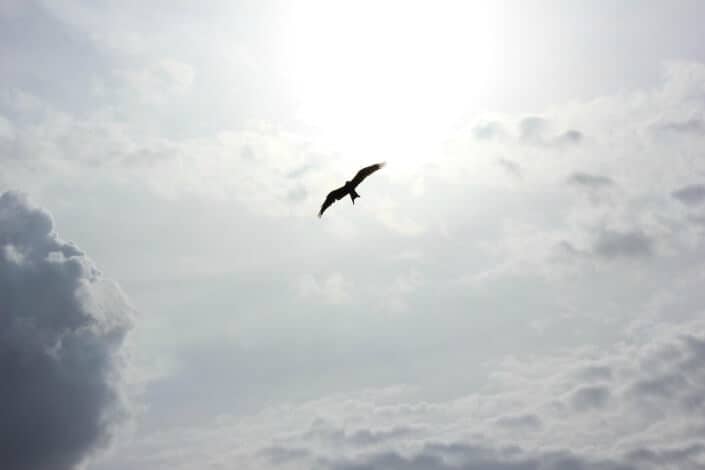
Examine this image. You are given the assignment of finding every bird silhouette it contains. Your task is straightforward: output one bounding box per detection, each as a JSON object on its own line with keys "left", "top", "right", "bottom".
{"left": 318, "top": 162, "right": 386, "bottom": 218}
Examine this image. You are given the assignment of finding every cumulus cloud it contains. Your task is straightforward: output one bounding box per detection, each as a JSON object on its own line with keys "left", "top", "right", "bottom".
{"left": 0, "top": 191, "right": 132, "bottom": 470}
{"left": 273, "top": 321, "right": 705, "bottom": 470}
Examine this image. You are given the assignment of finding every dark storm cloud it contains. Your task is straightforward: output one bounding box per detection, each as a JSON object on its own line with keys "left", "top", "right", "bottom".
{"left": 0, "top": 191, "right": 131, "bottom": 470}
{"left": 672, "top": 184, "right": 705, "bottom": 206}
{"left": 568, "top": 172, "right": 614, "bottom": 189}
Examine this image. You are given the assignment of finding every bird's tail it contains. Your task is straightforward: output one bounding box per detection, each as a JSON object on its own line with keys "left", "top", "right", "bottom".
{"left": 350, "top": 189, "right": 360, "bottom": 204}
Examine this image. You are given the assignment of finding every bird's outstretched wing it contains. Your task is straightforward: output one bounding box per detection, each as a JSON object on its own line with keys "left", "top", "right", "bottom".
{"left": 351, "top": 162, "right": 386, "bottom": 187}
{"left": 318, "top": 185, "right": 348, "bottom": 217}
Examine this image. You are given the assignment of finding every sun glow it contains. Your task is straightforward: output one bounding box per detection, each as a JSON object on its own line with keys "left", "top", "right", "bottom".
{"left": 280, "top": 1, "right": 502, "bottom": 171}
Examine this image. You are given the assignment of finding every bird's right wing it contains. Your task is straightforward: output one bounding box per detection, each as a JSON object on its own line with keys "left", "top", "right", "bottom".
{"left": 318, "top": 186, "right": 348, "bottom": 217}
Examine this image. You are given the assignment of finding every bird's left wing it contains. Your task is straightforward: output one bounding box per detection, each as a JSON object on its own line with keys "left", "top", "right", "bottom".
{"left": 351, "top": 162, "right": 386, "bottom": 187}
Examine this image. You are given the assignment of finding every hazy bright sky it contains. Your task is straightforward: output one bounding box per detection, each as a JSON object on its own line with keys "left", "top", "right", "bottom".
{"left": 3, "top": 1, "right": 705, "bottom": 469}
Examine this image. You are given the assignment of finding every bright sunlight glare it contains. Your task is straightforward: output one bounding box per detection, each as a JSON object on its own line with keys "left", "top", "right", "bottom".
{"left": 280, "top": 1, "right": 503, "bottom": 171}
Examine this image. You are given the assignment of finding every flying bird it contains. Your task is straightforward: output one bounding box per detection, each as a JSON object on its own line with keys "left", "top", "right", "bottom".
{"left": 318, "top": 162, "right": 386, "bottom": 218}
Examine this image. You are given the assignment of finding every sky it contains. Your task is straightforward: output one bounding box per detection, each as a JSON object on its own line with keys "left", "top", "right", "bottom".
{"left": 3, "top": 1, "right": 705, "bottom": 469}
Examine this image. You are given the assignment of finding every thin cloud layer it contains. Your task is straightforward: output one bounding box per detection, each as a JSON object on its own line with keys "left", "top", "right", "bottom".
{"left": 0, "top": 191, "right": 132, "bottom": 470}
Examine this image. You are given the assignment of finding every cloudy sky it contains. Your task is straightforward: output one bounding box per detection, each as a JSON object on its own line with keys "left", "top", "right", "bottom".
{"left": 3, "top": 1, "right": 705, "bottom": 469}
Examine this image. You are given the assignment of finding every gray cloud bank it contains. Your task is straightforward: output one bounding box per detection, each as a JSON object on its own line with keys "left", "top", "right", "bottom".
{"left": 251, "top": 320, "right": 705, "bottom": 470}
{"left": 110, "top": 317, "right": 705, "bottom": 470}
{"left": 0, "top": 191, "right": 132, "bottom": 470}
